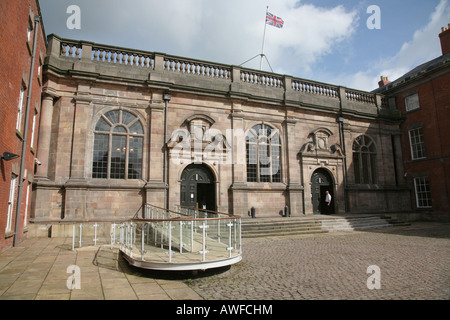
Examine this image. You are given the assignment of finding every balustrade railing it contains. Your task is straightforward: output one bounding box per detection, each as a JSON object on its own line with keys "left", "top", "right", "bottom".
{"left": 345, "top": 88, "right": 376, "bottom": 104}
{"left": 291, "top": 78, "right": 339, "bottom": 98}
{"left": 91, "top": 45, "right": 155, "bottom": 68}
{"left": 60, "top": 40, "right": 82, "bottom": 59}
{"left": 71, "top": 203, "right": 242, "bottom": 270}
{"left": 240, "top": 69, "right": 284, "bottom": 88}
{"left": 163, "top": 56, "right": 231, "bottom": 79}
{"left": 54, "top": 35, "right": 385, "bottom": 111}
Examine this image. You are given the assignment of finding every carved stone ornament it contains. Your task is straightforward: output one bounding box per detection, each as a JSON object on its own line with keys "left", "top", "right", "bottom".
{"left": 300, "top": 127, "right": 343, "bottom": 156}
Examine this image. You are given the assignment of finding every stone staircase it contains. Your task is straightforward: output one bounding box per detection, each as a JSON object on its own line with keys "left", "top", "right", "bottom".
{"left": 241, "top": 215, "right": 409, "bottom": 238}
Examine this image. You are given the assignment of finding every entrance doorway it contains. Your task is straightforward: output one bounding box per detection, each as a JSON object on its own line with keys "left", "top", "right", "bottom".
{"left": 311, "top": 168, "right": 334, "bottom": 214}
{"left": 180, "top": 164, "right": 216, "bottom": 211}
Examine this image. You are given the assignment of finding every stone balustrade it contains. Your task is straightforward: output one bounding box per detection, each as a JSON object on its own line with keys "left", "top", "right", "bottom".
{"left": 47, "top": 34, "right": 393, "bottom": 116}
{"left": 291, "top": 78, "right": 339, "bottom": 98}
{"left": 240, "top": 69, "right": 283, "bottom": 88}
{"left": 163, "top": 56, "right": 231, "bottom": 79}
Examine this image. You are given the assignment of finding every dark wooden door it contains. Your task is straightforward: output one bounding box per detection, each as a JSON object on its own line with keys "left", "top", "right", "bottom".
{"left": 180, "top": 164, "right": 215, "bottom": 211}
{"left": 311, "top": 169, "right": 334, "bottom": 214}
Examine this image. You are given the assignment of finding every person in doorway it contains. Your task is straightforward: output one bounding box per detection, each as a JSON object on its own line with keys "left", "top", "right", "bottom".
{"left": 325, "top": 190, "right": 332, "bottom": 214}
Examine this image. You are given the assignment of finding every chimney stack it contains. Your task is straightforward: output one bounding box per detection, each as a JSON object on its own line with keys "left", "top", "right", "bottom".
{"left": 439, "top": 23, "right": 450, "bottom": 55}
{"left": 378, "top": 76, "right": 391, "bottom": 88}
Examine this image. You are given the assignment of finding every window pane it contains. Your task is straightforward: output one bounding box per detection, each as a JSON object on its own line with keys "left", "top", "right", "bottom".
{"left": 353, "top": 152, "right": 360, "bottom": 183}
{"left": 95, "top": 117, "right": 111, "bottom": 132}
{"left": 259, "top": 142, "right": 270, "bottom": 181}
{"left": 129, "top": 121, "right": 144, "bottom": 135}
{"left": 362, "top": 153, "right": 369, "bottom": 183}
{"left": 113, "top": 125, "right": 127, "bottom": 133}
{"left": 405, "top": 93, "right": 420, "bottom": 111}
{"left": 271, "top": 144, "right": 281, "bottom": 182}
{"left": 409, "top": 128, "right": 425, "bottom": 160}
{"left": 92, "top": 134, "right": 109, "bottom": 178}
{"left": 246, "top": 143, "right": 257, "bottom": 182}
{"left": 246, "top": 130, "right": 257, "bottom": 143}
{"left": 121, "top": 110, "right": 136, "bottom": 125}
{"left": 110, "top": 135, "right": 126, "bottom": 179}
{"left": 128, "top": 136, "right": 143, "bottom": 179}
{"left": 105, "top": 110, "right": 119, "bottom": 124}
{"left": 414, "top": 177, "right": 432, "bottom": 208}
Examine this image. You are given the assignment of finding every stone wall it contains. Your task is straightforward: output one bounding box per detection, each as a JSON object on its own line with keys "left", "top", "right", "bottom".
{"left": 31, "top": 35, "right": 411, "bottom": 223}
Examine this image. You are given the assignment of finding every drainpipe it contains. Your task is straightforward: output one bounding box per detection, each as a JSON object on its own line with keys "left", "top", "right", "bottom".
{"left": 163, "top": 93, "right": 172, "bottom": 211}
{"left": 14, "top": 16, "right": 40, "bottom": 246}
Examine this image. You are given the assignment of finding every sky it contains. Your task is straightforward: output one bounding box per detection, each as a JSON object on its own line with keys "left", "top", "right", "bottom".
{"left": 38, "top": 0, "right": 450, "bottom": 91}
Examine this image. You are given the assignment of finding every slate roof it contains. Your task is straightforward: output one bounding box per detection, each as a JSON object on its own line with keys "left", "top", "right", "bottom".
{"left": 373, "top": 53, "right": 450, "bottom": 93}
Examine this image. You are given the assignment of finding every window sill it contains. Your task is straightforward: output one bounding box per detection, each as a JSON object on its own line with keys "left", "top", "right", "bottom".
{"left": 16, "top": 130, "right": 24, "bottom": 140}
{"left": 4, "top": 231, "right": 15, "bottom": 239}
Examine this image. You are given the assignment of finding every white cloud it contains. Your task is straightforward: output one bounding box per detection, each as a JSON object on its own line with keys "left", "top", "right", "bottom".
{"left": 40, "top": 0, "right": 359, "bottom": 74}
{"left": 334, "top": 0, "right": 450, "bottom": 91}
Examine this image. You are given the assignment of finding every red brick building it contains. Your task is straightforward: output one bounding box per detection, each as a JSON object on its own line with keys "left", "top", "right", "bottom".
{"left": 375, "top": 25, "right": 450, "bottom": 220}
{"left": 0, "top": 0, "right": 46, "bottom": 252}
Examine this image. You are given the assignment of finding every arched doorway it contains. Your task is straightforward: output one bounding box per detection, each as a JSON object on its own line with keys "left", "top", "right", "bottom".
{"left": 180, "top": 164, "right": 216, "bottom": 211}
{"left": 311, "top": 168, "right": 334, "bottom": 214}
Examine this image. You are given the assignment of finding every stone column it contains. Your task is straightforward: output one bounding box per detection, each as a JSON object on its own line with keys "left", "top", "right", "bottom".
{"left": 68, "top": 86, "right": 92, "bottom": 180}
{"left": 392, "top": 133, "right": 406, "bottom": 186}
{"left": 284, "top": 118, "right": 304, "bottom": 216}
{"left": 144, "top": 97, "right": 166, "bottom": 208}
{"left": 229, "top": 101, "right": 248, "bottom": 216}
{"left": 64, "top": 84, "right": 92, "bottom": 220}
{"left": 35, "top": 93, "right": 55, "bottom": 179}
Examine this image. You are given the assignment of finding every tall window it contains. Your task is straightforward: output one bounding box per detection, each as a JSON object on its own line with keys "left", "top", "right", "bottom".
{"left": 16, "top": 86, "right": 25, "bottom": 131}
{"left": 352, "top": 135, "right": 377, "bottom": 184}
{"left": 408, "top": 127, "right": 426, "bottom": 160}
{"left": 6, "top": 174, "right": 18, "bottom": 232}
{"left": 93, "top": 109, "right": 144, "bottom": 180}
{"left": 246, "top": 124, "right": 282, "bottom": 183}
{"left": 414, "top": 176, "right": 432, "bottom": 208}
{"left": 30, "top": 109, "right": 37, "bottom": 149}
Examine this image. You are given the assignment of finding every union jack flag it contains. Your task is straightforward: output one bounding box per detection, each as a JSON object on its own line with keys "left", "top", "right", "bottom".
{"left": 266, "top": 12, "right": 284, "bottom": 28}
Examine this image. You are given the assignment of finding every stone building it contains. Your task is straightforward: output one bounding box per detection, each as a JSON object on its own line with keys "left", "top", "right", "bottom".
{"left": 32, "top": 34, "right": 411, "bottom": 223}
{"left": 0, "top": 0, "right": 46, "bottom": 252}
{"left": 375, "top": 25, "right": 450, "bottom": 220}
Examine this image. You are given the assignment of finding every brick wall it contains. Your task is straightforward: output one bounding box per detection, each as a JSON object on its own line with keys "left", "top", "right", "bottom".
{"left": 396, "top": 72, "right": 450, "bottom": 216}
{"left": 0, "top": 0, "right": 45, "bottom": 252}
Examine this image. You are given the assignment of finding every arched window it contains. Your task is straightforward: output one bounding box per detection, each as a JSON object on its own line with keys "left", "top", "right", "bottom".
{"left": 246, "top": 124, "right": 282, "bottom": 183}
{"left": 352, "top": 135, "right": 377, "bottom": 184}
{"left": 93, "top": 109, "right": 144, "bottom": 180}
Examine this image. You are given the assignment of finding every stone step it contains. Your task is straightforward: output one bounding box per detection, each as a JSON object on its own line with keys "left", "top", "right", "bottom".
{"left": 241, "top": 215, "right": 410, "bottom": 238}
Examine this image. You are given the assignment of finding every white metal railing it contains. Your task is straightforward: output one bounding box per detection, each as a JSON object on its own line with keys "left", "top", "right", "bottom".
{"left": 71, "top": 204, "right": 242, "bottom": 270}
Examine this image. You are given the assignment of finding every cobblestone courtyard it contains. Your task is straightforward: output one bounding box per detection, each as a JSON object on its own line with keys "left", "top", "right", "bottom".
{"left": 187, "top": 222, "right": 450, "bottom": 300}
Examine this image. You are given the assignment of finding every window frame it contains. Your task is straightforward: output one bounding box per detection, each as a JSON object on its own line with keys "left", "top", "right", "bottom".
{"left": 92, "top": 109, "right": 144, "bottom": 180}
{"left": 414, "top": 176, "right": 432, "bottom": 209}
{"left": 246, "top": 123, "right": 282, "bottom": 183}
{"left": 6, "top": 174, "right": 18, "bottom": 233}
{"left": 16, "top": 86, "right": 25, "bottom": 131}
{"left": 404, "top": 93, "right": 420, "bottom": 112}
{"left": 408, "top": 127, "right": 426, "bottom": 160}
{"left": 352, "top": 135, "right": 377, "bottom": 185}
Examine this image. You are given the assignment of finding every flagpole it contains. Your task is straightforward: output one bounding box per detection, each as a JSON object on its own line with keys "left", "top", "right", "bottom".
{"left": 260, "top": 6, "right": 269, "bottom": 70}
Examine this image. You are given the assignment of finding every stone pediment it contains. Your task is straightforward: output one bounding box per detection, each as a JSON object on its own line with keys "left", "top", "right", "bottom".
{"left": 300, "top": 127, "right": 344, "bottom": 157}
